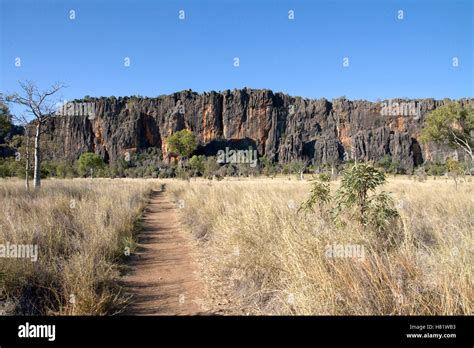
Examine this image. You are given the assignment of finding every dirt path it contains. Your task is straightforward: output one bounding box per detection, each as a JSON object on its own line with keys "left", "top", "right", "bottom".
{"left": 121, "top": 188, "right": 207, "bottom": 315}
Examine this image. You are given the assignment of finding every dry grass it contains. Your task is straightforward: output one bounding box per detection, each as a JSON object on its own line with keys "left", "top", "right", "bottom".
{"left": 1, "top": 175, "right": 471, "bottom": 316}
{"left": 167, "top": 176, "right": 473, "bottom": 315}
{"left": 0, "top": 178, "right": 155, "bottom": 315}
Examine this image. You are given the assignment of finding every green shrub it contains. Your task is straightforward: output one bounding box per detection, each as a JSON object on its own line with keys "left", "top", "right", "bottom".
{"left": 259, "top": 156, "right": 277, "bottom": 177}
{"left": 302, "top": 163, "right": 401, "bottom": 238}
{"left": 189, "top": 155, "right": 205, "bottom": 176}
{"left": 376, "top": 154, "right": 392, "bottom": 172}
{"left": 299, "top": 181, "right": 331, "bottom": 214}
{"left": 0, "top": 157, "right": 24, "bottom": 178}
{"left": 204, "top": 156, "right": 220, "bottom": 177}
{"left": 319, "top": 172, "right": 331, "bottom": 182}
{"left": 76, "top": 153, "right": 105, "bottom": 177}
{"left": 426, "top": 162, "right": 446, "bottom": 176}
{"left": 376, "top": 154, "right": 400, "bottom": 174}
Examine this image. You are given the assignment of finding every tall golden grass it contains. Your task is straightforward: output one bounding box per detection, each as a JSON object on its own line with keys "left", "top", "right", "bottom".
{"left": 0, "top": 178, "right": 154, "bottom": 315}
{"left": 1, "top": 176, "right": 471, "bottom": 316}
{"left": 168, "top": 176, "right": 473, "bottom": 315}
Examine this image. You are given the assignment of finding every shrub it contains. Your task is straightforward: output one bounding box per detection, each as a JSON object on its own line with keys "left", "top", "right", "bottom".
{"left": 282, "top": 160, "right": 306, "bottom": 176}
{"left": 55, "top": 160, "right": 76, "bottom": 178}
{"left": 426, "top": 162, "right": 446, "bottom": 176}
{"left": 260, "top": 156, "right": 277, "bottom": 177}
{"left": 318, "top": 172, "right": 331, "bottom": 182}
{"left": 225, "top": 163, "right": 237, "bottom": 177}
{"left": 376, "top": 154, "right": 400, "bottom": 174}
{"left": 203, "top": 156, "right": 220, "bottom": 177}
{"left": 76, "top": 153, "right": 105, "bottom": 177}
{"left": 0, "top": 157, "right": 24, "bottom": 178}
{"left": 175, "top": 166, "right": 190, "bottom": 181}
{"left": 299, "top": 181, "right": 331, "bottom": 214}
{"left": 301, "top": 163, "right": 402, "bottom": 237}
{"left": 334, "top": 163, "right": 386, "bottom": 218}
{"left": 376, "top": 154, "right": 392, "bottom": 172}
{"left": 189, "top": 155, "right": 205, "bottom": 176}
{"left": 334, "top": 163, "right": 400, "bottom": 236}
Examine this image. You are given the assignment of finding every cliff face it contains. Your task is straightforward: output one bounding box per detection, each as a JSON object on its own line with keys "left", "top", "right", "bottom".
{"left": 45, "top": 89, "right": 473, "bottom": 169}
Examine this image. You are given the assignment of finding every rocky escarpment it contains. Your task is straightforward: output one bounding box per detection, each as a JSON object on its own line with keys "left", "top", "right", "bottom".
{"left": 45, "top": 89, "right": 473, "bottom": 170}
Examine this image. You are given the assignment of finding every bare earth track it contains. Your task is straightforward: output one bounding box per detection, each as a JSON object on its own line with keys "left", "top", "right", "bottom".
{"left": 121, "top": 188, "right": 207, "bottom": 315}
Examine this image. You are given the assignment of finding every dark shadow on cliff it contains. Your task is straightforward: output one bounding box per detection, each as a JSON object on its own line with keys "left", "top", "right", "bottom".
{"left": 410, "top": 138, "right": 424, "bottom": 166}
{"left": 194, "top": 137, "right": 259, "bottom": 157}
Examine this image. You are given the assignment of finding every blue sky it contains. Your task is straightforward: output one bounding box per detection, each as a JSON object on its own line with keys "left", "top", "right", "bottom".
{"left": 1, "top": 0, "right": 473, "bottom": 109}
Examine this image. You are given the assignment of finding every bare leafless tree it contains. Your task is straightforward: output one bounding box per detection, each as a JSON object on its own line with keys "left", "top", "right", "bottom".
{"left": 2, "top": 81, "right": 65, "bottom": 189}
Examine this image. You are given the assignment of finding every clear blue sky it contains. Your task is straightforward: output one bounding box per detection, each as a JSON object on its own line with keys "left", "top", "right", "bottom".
{"left": 1, "top": 0, "right": 473, "bottom": 108}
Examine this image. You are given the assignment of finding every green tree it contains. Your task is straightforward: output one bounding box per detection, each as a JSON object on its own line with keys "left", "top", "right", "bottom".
{"left": 167, "top": 129, "right": 197, "bottom": 159}
{"left": 420, "top": 102, "right": 473, "bottom": 162}
{"left": 188, "top": 155, "right": 205, "bottom": 176}
{"left": 76, "top": 152, "right": 105, "bottom": 177}
{"left": 0, "top": 102, "right": 12, "bottom": 138}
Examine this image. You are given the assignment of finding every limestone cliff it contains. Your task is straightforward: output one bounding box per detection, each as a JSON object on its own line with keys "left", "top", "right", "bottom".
{"left": 45, "top": 89, "right": 473, "bottom": 169}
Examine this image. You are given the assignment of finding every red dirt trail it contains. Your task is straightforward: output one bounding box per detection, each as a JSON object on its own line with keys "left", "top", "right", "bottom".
{"left": 121, "top": 188, "right": 207, "bottom": 315}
